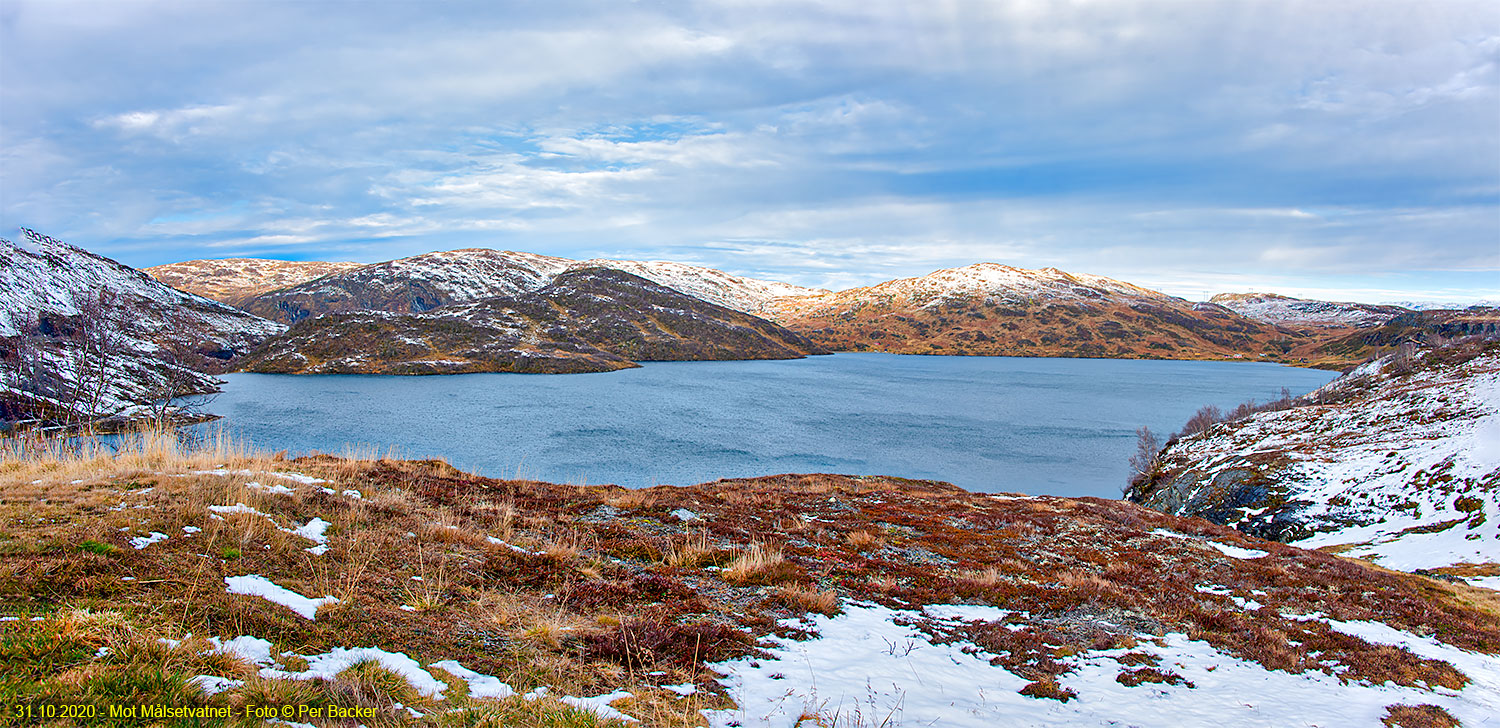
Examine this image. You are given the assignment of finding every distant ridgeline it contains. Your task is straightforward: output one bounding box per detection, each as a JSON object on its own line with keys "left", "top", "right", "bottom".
{"left": 4, "top": 229, "right": 1496, "bottom": 428}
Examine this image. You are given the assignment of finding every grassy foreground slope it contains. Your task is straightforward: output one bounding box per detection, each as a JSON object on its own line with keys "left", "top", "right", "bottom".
{"left": 3, "top": 431, "right": 1499, "bottom": 726}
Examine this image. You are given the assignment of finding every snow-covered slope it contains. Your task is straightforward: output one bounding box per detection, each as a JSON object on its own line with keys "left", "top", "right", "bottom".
{"left": 239, "top": 249, "right": 575, "bottom": 323}
{"left": 1, "top": 229, "right": 284, "bottom": 423}
{"left": 1210, "top": 292, "right": 1407, "bottom": 329}
{"left": 1136, "top": 343, "right": 1500, "bottom": 580}
{"left": 783, "top": 262, "right": 1177, "bottom": 314}
{"left": 573, "top": 258, "right": 826, "bottom": 315}
{"left": 146, "top": 258, "right": 362, "bottom": 305}
{"left": 1385, "top": 300, "right": 1500, "bottom": 311}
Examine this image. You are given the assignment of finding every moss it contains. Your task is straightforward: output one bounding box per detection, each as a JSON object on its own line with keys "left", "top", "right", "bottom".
{"left": 78, "top": 540, "right": 119, "bottom": 556}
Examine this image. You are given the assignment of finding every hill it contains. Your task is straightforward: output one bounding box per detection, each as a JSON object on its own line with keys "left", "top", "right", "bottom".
{"left": 1209, "top": 292, "right": 1408, "bottom": 329}
{"left": 217, "top": 250, "right": 827, "bottom": 325}
{"left": 1131, "top": 340, "right": 1500, "bottom": 584}
{"left": 767, "top": 263, "right": 1309, "bottom": 362}
{"left": 1312, "top": 308, "right": 1500, "bottom": 364}
{"left": 236, "top": 268, "right": 828, "bottom": 374}
{"left": 5, "top": 432, "right": 1500, "bottom": 726}
{"left": 145, "top": 259, "right": 363, "bottom": 306}
{"left": 0, "top": 230, "right": 284, "bottom": 427}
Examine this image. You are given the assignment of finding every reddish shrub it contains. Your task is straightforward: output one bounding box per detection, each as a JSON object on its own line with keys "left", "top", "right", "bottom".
{"left": 582, "top": 619, "right": 749, "bottom": 670}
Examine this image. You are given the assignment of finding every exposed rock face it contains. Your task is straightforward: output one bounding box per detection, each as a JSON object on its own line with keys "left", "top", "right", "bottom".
{"left": 1132, "top": 342, "right": 1500, "bottom": 575}
{"left": 236, "top": 268, "right": 829, "bottom": 374}
{"left": 1, "top": 230, "right": 284, "bottom": 424}
{"left": 146, "top": 258, "right": 363, "bottom": 306}
{"left": 767, "top": 263, "right": 1306, "bottom": 361}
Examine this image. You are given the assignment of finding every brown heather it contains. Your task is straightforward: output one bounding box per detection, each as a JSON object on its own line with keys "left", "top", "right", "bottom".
{"left": 3, "top": 429, "right": 1498, "bottom": 725}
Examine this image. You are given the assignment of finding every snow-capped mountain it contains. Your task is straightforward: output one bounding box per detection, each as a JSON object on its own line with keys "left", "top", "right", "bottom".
{"left": 1134, "top": 341, "right": 1500, "bottom": 579}
{"left": 223, "top": 249, "right": 826, "bottom": 325}
{"left": 1, "top": 229, "right": 284, "bottom": 424}
{"left": 788, "top": 262, "right": 1178, "bottom": 312}
{"left": 237, "top": 248, "right": 576, "bottom": 323}
{"left": 1210, "top": 292, "right": 1407, "bottom": 329}
{"left": 767, "top": 262, "right": 1303, "bottom": 361}
{"left": 146, "top": 258, "right": 363, "bottom": 306}
{"left": 1384, "top": 300, "right": 1500, "bottom": 311}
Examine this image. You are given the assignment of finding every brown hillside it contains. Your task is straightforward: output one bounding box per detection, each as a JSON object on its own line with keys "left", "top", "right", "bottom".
{"left": 146, "top": 259, "right": 362, "bottom": 306}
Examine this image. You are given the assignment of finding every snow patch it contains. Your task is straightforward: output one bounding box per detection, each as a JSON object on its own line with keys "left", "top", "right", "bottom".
{"left": 129, "top": 531, "right": 168, "bottom": 549}
{"left": 261, "top": 647, "right": 448, "bottom": 698}
{"left": 223, "top": 575, "right": 338, "bottom": 619}
{"left": 429, "top": 660, "right": 515, "bottom": 699}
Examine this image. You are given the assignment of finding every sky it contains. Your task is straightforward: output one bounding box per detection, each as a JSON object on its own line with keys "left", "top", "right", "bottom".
{"left": 1, "top": 0, "right": 1497, "bottom": 304}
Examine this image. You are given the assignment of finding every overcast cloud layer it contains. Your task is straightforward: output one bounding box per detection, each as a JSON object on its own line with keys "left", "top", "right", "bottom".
{"left": 1, "top": 0, "right": 1496, "bottom": 302}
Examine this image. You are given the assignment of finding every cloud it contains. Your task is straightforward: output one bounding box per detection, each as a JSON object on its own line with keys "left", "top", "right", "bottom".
{"left": 0, "top": 0, "right": 1495, "bottom": 303}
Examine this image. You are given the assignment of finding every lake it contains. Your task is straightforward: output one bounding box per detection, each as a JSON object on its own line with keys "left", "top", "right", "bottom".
{"left": 196, "top": 353, "right": 1338, "bottom": 498}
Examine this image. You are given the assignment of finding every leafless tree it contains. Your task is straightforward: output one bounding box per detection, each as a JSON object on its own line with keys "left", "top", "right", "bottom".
{"left": 59, "top": 289, "right": 130, "bottom": 431}
{"left": 1176, "top": 404, "right": 1224, "bottom": 439}
{"left": 139, "top": 335, "right": 217, "bottom": 425}
{"left": 1124, "top": 425, "right": 1163, "bottom": 499}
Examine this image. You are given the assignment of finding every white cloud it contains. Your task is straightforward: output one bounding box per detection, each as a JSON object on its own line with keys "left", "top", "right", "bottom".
{"left": 0, "top": 0, "right": 1494, "bottom": 304}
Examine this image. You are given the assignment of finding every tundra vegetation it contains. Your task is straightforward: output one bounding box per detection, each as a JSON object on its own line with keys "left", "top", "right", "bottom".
{"left": 3, "top": 424, "right": 1497, "bottom": 726}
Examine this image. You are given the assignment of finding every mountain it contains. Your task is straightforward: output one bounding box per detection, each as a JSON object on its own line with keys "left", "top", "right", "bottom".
{"left": 1385, "top": 300, "right": 1500, "bottom": 311}
{"left": 236, "top": 268, "right": 828, "bottom": 374}
{"left": 11, "top": 435, "right": 1500, "bottom": 725}
{"left": 767, "top": 263, "right": 1308, "bottom": 361}
{"left": 145, "top": 258, "right": 363, "bottom": 306}
{"left": 237, "top": 248, "right": 576, "bottom": 323}
{"left": 1209, "top": 292, "right": 1407, "bottom": 329}
{"left": 222, "top": 249, "right": 828, "bottom": 325}
{"left": 571, "top": 258, "right": 827, "bottom": 316}
{"left": 1131, "top": 340, "right": 1500, "bottom": 580}
{"left": 0, "top": 229, "right": 284, "bottom": 426}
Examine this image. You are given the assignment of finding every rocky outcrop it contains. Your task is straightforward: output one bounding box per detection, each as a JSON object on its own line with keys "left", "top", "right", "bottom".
{"left": 1131, "top": 341, "right": 1500, "bottom": 575}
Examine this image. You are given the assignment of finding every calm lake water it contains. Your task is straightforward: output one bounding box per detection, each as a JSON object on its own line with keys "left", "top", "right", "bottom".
{"left": 197, "top": 353, "right": 1337, "bottom": 498}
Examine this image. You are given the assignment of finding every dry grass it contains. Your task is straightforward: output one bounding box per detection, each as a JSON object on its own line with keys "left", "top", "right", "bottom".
{"left": 845, "top": 529, "right": 885, "bottom": 552}
{"left": 774, "top": 585, "right": 841, "bottom": 616}
{"left": 663, "top": 530, "right": 717, "bottom": 568}
{"left": 723, "top": 542, "right": 797, "bottom": 585}
{"left": 956, "top": 567, "right": 1011, "bottom": 587}
{"left": 5, "top": 430, "right": 1499, "bottom": 724}
{"left": 1382, "top": 704, "right": 1461, "bottom": 727}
